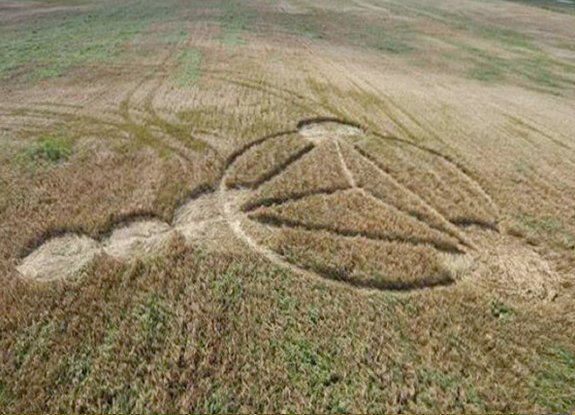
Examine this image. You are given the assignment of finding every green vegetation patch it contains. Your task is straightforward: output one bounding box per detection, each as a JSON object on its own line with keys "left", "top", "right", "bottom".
{"left": 416, "top": 366, "right": 487, "bottom": 411}
{"left": 531, "top": 344, "right": 575, "bottom": 412}
{"left": 503, "top": 0, "right": 575, "bottom": 15}
{"left": 0, "top": 0, "right": 181, "bottom": 80}
{"left": 489, "top": 298, "right": 515, "bottom": 320}
{"left": 134, "top": 294, "right": 173, "bottom": 355}
{"left": 327, "top": 12, "right": 416, "bottom": 55}
{"left": 0, "top": 382, "right": 14, "bottom": 407}
{"left": 454, "top": 42, "right": 565, "bottom": 87}
{"left": 25, "top": 134, "right": 75, "bottom": 166}
{"left": 173, "top": 47, "right": 202, "bottom": 86}
{"left": 273, "top": 13, "right": 322, "bottom": 39}
{"left": 218, "top": 1, "right": 258, "bottom": 45}
{"left": 355, "top": 22, "right": 415, "bottom": 54}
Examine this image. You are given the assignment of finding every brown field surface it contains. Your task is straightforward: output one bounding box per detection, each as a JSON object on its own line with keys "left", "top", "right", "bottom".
{"left": 1, "top": 0, "right": 575, "bottom": 412}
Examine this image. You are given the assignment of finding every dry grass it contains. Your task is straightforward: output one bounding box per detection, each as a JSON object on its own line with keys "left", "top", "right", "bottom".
{"left": 2, "top": 237, "right": 573, "bottom": 413}
{"left": 249, "top": 189, "right": 462, "bottom": 253}
{"left": 242, "top": 140, "right": 352, "bottom": 212}
{"left": 226, "top": 133, "right": 312, "bottom": 189}
{"left": 1, "top": 0, "right": 575, "bottom": 412}
{"left": 339, "top": 139, "right": 470, "bottom": 245}
{"left": 356, "top": 135, "right": 499, "bottom": 230}
{"left": 247, "top": 220, "right": 454, "bottom": 290}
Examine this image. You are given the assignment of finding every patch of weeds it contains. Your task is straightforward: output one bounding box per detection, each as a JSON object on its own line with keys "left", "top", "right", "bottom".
{"left": 0, "top": 382, "right": 14, "bottom": 408}
{"left": 0, "top": 0, "right": 181, "bottom": 80}
{"left": 280, "top": 338, "right": 334, "bottom": 387}
{"left": 474, "top": 25, "right": 535, "bottom": 50}
{"left": 211, "top": 266, "right": 243, "bottom": 305}
{"left": 531, "top": 344, "right": 575, "bottom": 412}
{"left": 53, "top": 350, "right": 94, "bottom": 397}
{"left": 416, "top": 366, "right": 455, "bottom": 407}
{"left": 26, "top": 134, "right": 74, "bottom": 165}
{"left": 468, "top": 62, "right": 506, "bottom": 82}
{"left": 218, "top": 1, "right": 257, "bottom": 45}
{"left": 13, "top": 317, "right": 54, "bottom": 369}
{"left": 273, "top": 331, "right": 352, "bottom": 410}
{"left": 489, "top": 298, "right": 515, "bottom": 320}
{"left": 32, "top": 65, "right": 64, "bottom": 80}
{"left": 513, "top": 160, "right": 534, "bottom": 176}
{"left": 97, "top": 383, "right": 136, "bottom": 414}
{"left": 326, "top": 393, "right": 349, "bottom": 414}
{"left": 308, "top": 305, "right": 320, "bottom": 324}
{"left": 374, "top": 37, "right": 414, "bottom": 54}
{"left": 418, "top": 367, "right": 459, "bottom": 392}
{"left": 278, "top": 291, "right": 298, "bottom": 314}
{"left": 417, "top": 366, "right": 488, "bottom": 411}
{"left": 351, "top": 20, "right": 415, "bottom": 54}
{"left": 456, "top": 41, "right": 564, "bottom": 88}
{"left": 516, "top": 57, "right": 562, "bottom": 87}
{"left": 381, "top": 296, "right": 417, "bottom": 362}
{"left": 162, "top": 28, "right": 189, "bottom": 44}
{"left": 58, "top": 325, "right": 120, "bottom": 410}
{"left": 100, "top": 325, "right": 120, "bottom": 357}
{"left": 465, "top": 384, "right": 488, "bottom": 412}
{"left": 454, "top": 42, "right": 507, "bottom": 82}
{"left": 134, "top": 294, "right": 172, "bottom": 355}
{"left": 202, "top": 383, "right": 238, "bottom": 414}
{"left": 130, "top": 26, "right": 188, "bottom": 56}
{"left": 173, "top": 47, "right": 202, "bottom": 86}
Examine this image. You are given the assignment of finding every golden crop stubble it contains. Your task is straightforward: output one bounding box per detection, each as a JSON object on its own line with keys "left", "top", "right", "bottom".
{"left": 339, "top": 140, "right": 470, "bottom": 244}
{"left": 356, "top": 137, "right": 498, "bottom": 228}
{"left": 250, "top": 222, "right": 452, "bottom": 290}
{"left": 226, "top": 132, "right": 312, "bottom": 189}
{"left": 242, "top": 140, "right": 352, "bottom": 211}
{"left": 249, "top": 189, "right": 462, "bottom": 253}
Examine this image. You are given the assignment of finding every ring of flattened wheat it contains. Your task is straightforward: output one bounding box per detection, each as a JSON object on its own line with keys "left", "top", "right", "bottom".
{"left": 218, "top": 118, "right": 498, "bottom": 291}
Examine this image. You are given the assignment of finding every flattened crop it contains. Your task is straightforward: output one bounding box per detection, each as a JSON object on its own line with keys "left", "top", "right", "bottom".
{"left": 18, "top": 117, "right": 558, "bottom": 295}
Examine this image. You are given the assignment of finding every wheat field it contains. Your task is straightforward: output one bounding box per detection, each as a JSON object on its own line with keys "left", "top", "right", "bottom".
{"left": 1, "top": 0, "right": 575, "bottom": 412}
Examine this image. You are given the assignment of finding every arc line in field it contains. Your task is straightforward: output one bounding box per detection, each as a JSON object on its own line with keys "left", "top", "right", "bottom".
{"left": 219, "top": 172, "right": 455, "bottom": 293}
{"left": 16, "top": 116, "right": 493, "bottom": 290}
{"left": 371, "top": 131, "right": 500, "bottom": 221}
{"left": 218, "top": 174, "right": 309, "bottom": 280}
{"left": 224, "top": 130, "right": 299, "bottom": 170}
{"left": 207, "top": 72, "right": 321, "bottom": 114}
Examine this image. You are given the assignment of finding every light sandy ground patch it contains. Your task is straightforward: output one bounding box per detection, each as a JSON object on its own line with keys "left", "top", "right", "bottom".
{"left": 16, "top": 235, "right": 101, "bottom": 282}
{"left": 103, "top": 220, "right": 173, "bottom": 259}
{"left": 472, "top": 231, "right": 563, "bottom": 300}
{"left": 17, "top": 193, "right": 228, "bottom": 281}
{"left": 298, "top": 120, "right": 363, "bottom": 145}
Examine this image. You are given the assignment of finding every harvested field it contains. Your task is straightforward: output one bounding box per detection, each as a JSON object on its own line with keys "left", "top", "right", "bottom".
{"left": 1, "top": 0, "right": 575, "bottom": 412}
